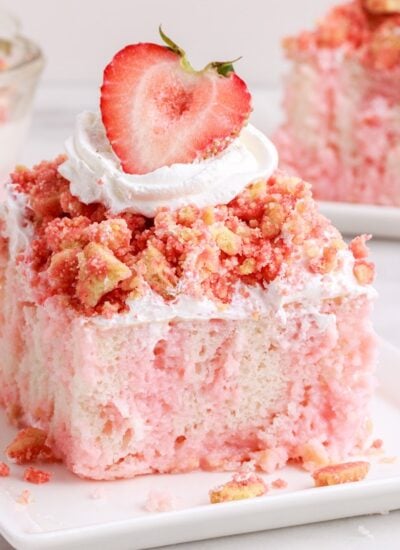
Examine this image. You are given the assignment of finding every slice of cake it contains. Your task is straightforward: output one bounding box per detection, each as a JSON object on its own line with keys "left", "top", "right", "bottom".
{"left": 0, "top": 31, "right": 377, "bottom": 480}
{"left": 275, "top": 0, "right": 400, "bottom": 206}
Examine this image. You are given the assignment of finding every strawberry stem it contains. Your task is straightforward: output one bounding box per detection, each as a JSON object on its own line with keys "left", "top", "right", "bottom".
{"left": 158, "top": 26, "right": 241, "bottom": 77}
{"left": 159, "top": 26, "right": 185, "bottom": 57}
{"left": 205, "top": 58, "right": 242, "bottom": 76}
{"left": 159, "top": 25, "right": 195, "bottom": 72}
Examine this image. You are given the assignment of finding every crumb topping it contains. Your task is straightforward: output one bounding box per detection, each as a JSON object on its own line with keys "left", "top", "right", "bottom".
{"left": 5, "top": 427, "right": 58, "bottom": 464}
{"left": 349, "top": 234, "right": 371, "bottom": 259}
{"left": 283, "top": 1, "right": 400, "bottom": 70}
{"left": 7, "top": 157, "right": 356, "bottom": 317}
{"left": 364, "top": 0, "right": 400, "bottom": 14}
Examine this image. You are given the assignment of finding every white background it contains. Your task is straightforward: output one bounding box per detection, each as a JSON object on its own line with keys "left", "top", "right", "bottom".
{"left": 1, "top": 1, "right": 400, "bottom": 549}
{"left": 2, "top": 0, "right": 337, "bottom": 87}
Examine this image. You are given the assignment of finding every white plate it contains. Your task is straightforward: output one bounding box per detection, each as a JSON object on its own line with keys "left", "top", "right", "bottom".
{"left": 0, "top": 341, "right": 399, "bottom": 550}
{"left": 318, "top": 201, "right": 400, "bottom": 239}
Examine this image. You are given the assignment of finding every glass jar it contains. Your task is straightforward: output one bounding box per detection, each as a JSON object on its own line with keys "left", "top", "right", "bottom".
{"left": 0, "top": 11, "right": 44, "bottom": 186}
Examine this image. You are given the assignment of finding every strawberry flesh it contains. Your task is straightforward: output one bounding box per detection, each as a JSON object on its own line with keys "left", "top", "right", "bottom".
{"left": 100, "top": 43, "right": 252, "bottom": 174}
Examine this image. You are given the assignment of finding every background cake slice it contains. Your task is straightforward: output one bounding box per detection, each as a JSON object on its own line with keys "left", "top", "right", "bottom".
{"left": 275, "top": 0, "right": 400, "bottom": 206}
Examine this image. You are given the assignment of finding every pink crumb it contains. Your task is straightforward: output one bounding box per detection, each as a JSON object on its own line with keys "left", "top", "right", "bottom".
{"left": 143, "top": 490, "right": 178, "bottom": 513}
{"left": 24, "top": 467, "right": 51, "bottom": 484}
{"left": 372, "top": 439, "right": 384, "bottom": 449}
{"left": 0, "top": 106, "right": 7, "bottom": 124}
{"left": 350, "top": 235, "right": 371, "bottom": 260}
{"left": 272, "top": 478, "right": 288, "bottom": 489}
{"left": 237, "top": 460, "right": 256, "bottom": 474}
{"left": 232, "top": 470, "right": 263, "bottom": 485}
{"left": 5, "top": 427, "right": 59, "bottom": 465}
{"left": 0, "top": 461, "right": 10, "bottom": 477}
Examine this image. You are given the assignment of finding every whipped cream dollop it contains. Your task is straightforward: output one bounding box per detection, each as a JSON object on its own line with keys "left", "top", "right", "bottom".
{"left": 59, "top": 111, "right": 278, "bottom": 217}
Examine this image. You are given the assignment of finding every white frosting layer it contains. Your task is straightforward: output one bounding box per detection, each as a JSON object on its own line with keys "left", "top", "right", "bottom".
{"left": 58, "top": 111, "right": 278, "bottom": 217}
{"left": 91, "top": 249, "right": 376, "bottom": 327}
{"left": 0, "top": 186, "right": 32, "bottom": 258}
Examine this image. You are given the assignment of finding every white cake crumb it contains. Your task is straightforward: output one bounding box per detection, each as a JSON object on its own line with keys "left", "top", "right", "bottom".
{"left": 143, "top": 489, "right": 178, "bottom": 513}
{"left": 89, "top": 487, "right": 106, "bottom": 500}
{"left": 358, "top": 525, "right": 374, "bottom": 539}
{"left": 16, "top": 489, "right": 33, "bottom": 505}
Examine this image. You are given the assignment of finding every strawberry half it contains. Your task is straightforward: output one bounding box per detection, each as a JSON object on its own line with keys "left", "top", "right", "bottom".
{"left": 100, "top": 28, "right": 252, "bottom": 175}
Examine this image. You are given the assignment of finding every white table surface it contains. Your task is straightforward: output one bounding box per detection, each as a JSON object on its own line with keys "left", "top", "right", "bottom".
{"left": 1, "top": 84, "right": 399, "bottom": 550}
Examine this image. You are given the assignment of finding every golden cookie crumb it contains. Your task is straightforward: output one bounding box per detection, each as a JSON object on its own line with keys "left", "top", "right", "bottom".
{"left": 312, "top": 461, "right": 370, "bottom": 487}
{"left": 209, "top": 473, "right": 267, "bottom": 504}
{"left": 363, "top": 0, "right": 400, "bottom": 14}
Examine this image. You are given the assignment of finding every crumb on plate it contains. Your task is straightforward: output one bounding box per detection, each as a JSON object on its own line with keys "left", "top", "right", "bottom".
{"left": 272, "top": 478, "right": 288, "bottom": 489}
{"left": 209, "top": 471, "right": 267, "bottom": 504}
{"left": 312, "top": 461, "right": 370, "bottom": 487}
{"left": 0, "top": 461, "right": 10, "bottom": 477}
{"left": 5, "top": 427, "right": 58, "bottom": 464}
{"left": 24, "top": 466, "right": 51, "bottom": 484}
{"left": 143, "top": 489, "right": 178, "bottom": 512}
{"left": 16, "top": 489, "right": 32, "bottom": 505}
{"left": 358, "top": 524, "right": 374, "bottom": 539}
